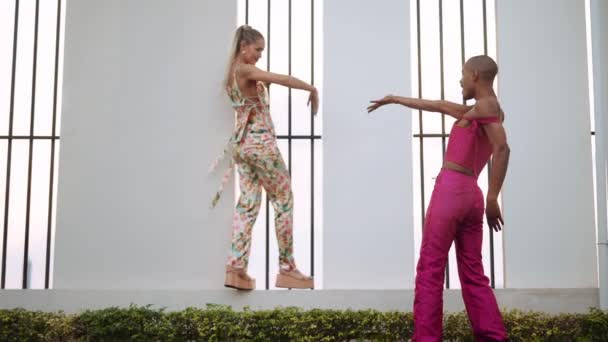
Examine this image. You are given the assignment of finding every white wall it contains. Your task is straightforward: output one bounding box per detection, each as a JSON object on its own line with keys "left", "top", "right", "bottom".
{"left": 496, "top": 0, "right": 598, "bottom": 288}
{"left": 323, "top": 0, "right": 414, "bottom": 289}
{"left": 53, "top": 0, "right": 236, "bottom": 289}
{"left": 50, "top": 0, "right": 600, "bottom": 293}
{"left": 0, "top": 288, "right": 599, "bottom": 314}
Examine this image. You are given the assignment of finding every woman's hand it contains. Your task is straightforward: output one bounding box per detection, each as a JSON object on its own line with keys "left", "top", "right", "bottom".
{"left": 308, "top": 87, "right": 319, "bottom": 115}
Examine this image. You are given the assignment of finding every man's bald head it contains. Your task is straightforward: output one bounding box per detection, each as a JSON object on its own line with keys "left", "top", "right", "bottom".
{"left": 465, "top": 55, "right": 498, "bottom": 82}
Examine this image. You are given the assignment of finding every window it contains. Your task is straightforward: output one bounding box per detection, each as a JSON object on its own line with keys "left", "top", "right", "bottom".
{"left": 236, "top": 0, "right": 323, "bottom": 289}
{"left": 0, "top": 0, "right": 65, "bottom": 289}
{"left": 411, "top": 0, "right": 503, "bottom": 288}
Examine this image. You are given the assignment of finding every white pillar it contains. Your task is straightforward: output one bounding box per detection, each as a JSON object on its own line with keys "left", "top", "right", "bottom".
{"left": 53, "top": 0, "right": 236, "bottom": 289}
{"left": 496, "top": 0, "right": 598, "bottom": 288}
{"left": 590, "top": 0, "right": 608, "bottom": 310}
{"left": 323, "top": 0, "right": 415, "bottom": 289}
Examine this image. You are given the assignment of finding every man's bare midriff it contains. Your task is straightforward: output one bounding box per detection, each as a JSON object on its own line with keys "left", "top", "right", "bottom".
{"left": 442, "top": 160, "right": 474, "bottom": 176}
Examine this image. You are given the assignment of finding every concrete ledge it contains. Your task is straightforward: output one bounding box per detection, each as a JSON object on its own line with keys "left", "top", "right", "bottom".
{"left": 0, "top": 289, "right": 598, "bottom": 314}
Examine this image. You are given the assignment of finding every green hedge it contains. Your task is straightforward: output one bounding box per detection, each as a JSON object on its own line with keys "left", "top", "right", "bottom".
{"left": 1, "top": 305, "right": 607, "bottom": 341}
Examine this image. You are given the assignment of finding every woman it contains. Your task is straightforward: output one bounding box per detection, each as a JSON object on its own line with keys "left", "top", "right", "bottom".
{"left": 211, "top": 25, "right": 318, "bottom": 291}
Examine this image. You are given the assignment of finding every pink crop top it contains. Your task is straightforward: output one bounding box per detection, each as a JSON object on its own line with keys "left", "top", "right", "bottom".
{"left": 444, "top": 116, "right": 501, "bottom": 178}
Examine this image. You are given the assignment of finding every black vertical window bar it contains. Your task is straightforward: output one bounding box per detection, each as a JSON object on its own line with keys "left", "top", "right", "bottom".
{"left": 438, "top": 0, "right": 450, "bottom": 289}
{"left": 288, "top": 0, "right": 292, "bottom": 175}
{"left": 265, "top": 0, "right": 271, "bottom": 290}
{"left": 45, "top": 0, "right": 62, "bottom": 289}
{"left": 310, "top": 0, "right": 315, "bottom": 279}
{"left": 2, "top": 0, "right": 20, "bottom": 289}
{"left": 23, "top": 0, "right": 41, "bottom": 289}
{"left": 481, "top": 0, "right": 496, "bottom": 289}
{"left": 416, "top": 0, "right": 426, "bottom": 242}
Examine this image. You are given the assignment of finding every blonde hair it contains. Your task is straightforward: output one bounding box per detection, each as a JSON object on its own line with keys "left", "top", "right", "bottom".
{"left": 224, "top": 25, "right": 264, "bottom": 88}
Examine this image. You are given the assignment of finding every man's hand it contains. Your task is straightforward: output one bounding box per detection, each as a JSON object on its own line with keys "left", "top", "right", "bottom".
{"left": 367, "top": 95, "right": 395, "bottom": 113}
{"left": 486, "top": 197, "right": 504, "bottom": 232}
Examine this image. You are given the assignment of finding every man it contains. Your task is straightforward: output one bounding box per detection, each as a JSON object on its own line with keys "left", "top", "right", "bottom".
{"left": 368, "top": 55, "right": 510, "bottom": 341}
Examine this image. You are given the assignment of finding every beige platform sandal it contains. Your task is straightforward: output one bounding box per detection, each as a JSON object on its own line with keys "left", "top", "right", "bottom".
{"left": 224, "top": 267, "right": 256, "bottom": 291}
{"left": 275, "top": 269, "right": 314, "bottom": 289}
